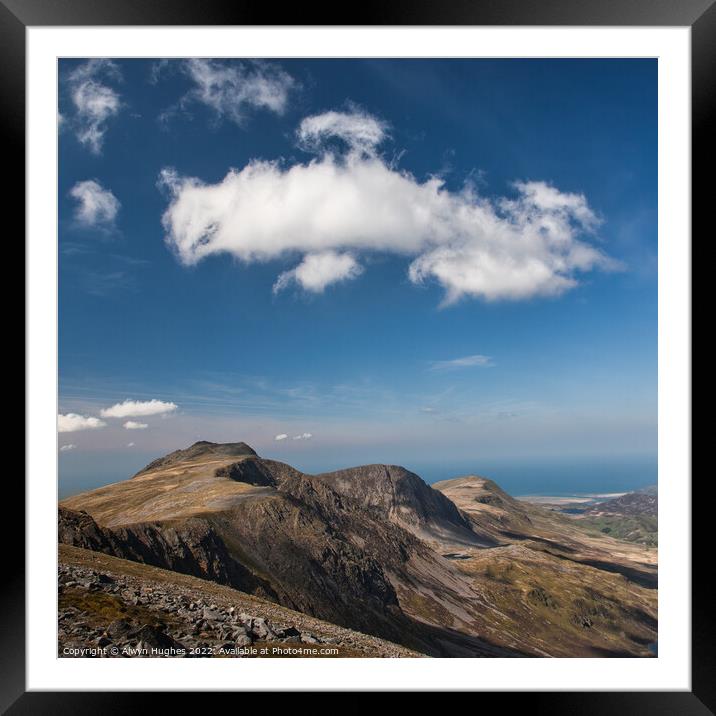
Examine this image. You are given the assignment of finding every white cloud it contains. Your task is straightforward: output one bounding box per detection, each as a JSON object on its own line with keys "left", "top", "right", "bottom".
{"left": 160, "top": 110, "right": 614, "bottom": 304}
{"left": 101, "top": 399, "right": 178, "bottom": 419}
{"left": 172, "top": 59, "right": 295, "bottom": 126}
{"left": 66, "top": 59, "right": 122, "bottom": 154}
{"left": 274, "top": 433, "right": 288, "bottom": 441}
{"left": 123, "top": 420, "right": 148, "bottom": 430}
{"left": 58, "top": 413, "right": 106, "bottom": 433}
{"left": 70, "top": 180, "right": 120, "bottom": 227}
{"left": 297, "top": 110, "right": 388, "bottom": 155}
{"left": 127, "top": 442, "right": 135, "bottom": 447}
{"left": 430, "top": 354, "right": 495, "bottom": 371}
{"left": 273, "top": 251, "right": 362, "bottom": 293}
{"left": 292, "top": 433, "right": 313, "bottom": 440}
{"left": 59, "top": 444, "right": 77, "bottom": 452}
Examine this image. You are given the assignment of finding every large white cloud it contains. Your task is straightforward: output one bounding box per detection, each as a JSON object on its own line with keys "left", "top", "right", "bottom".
{"left": 101, "top": 399, "right": 178, "bottom": 419}
{"left": 159, "top": 110, "right": 615, "bottom": 303}
{"left": 58, "top": 413, "right": 106, "bottom": 433}
{"left": 66, "top": 59, "right": 122, "bottom": 154}
{"left": 172, "top": 59, "right": 295, "bottom": 126}
{"left": 70, "top": 180, "right": 120, "bottom": 227}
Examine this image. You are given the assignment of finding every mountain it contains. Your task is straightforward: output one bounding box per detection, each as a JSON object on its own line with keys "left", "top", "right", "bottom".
{"left": 584, "top": 489, "right": 658, "bottom": 518}
{"left": 433, "top": 476, "right": 657, "bottom": 584}
{"left": 571, "top": 487, "right": 658, "bottom": 546}
{"left": 59, "top": 441, "right": 657, "bottom": 657}
{"left": 431, "top": 476, "right": 535, "bottom": 542}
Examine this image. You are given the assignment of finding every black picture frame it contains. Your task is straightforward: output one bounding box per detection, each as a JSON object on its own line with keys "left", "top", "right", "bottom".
{"left": 9, "top": 0, "right": 703, "bottom": 710}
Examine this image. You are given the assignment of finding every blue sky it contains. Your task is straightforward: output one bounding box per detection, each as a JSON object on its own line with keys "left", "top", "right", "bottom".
{"left": 58, "top": 58, "right": 657, "bottom": 496}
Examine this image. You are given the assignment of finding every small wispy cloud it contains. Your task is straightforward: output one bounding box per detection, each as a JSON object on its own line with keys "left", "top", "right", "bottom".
{"left": 292, "top": 433, "right": 313, "bottom": 440}
{"left": 81, "top": 270, "right": 135, "bottom": 297}
{"left": 127, "top": 442, "right": 135, "bottom": 447}
{"left": 123, "top": 420, "right": 148, "bottom": 430}
{"left": 429, "top": 354, "right": 494, "bottom": 371}
{"left": 148, "top": 59, "right": 170, "bottom": 85}
{"left": 70, "top": 180, "right": 120, "bottom": 228}
{"left": 297, "top": 109, "right": 388, "bottom": 156}
{"left": 274, "top": 433, "right": 288, "bottom": 441}
{"left": 65, "top": 59, "right": 122, "bottom": 154}
{"left": 59, "top": 443, "right": 77, "bottom": 452}
{"left": 58, "top": 413, "right": 106, "bottom": 433}
{"left": 273, "top": 251, "right": 362, "bottom": 294}
{"left": 101, "top": 399, "right": 178, "bottom": 419}
{"left": 160, "top": 59, "right": 296, "bottom": 127}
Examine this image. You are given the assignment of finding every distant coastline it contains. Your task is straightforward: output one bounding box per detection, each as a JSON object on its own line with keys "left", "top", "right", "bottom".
{"left": 517, "top": 493, "right": 628, "bottom": 505}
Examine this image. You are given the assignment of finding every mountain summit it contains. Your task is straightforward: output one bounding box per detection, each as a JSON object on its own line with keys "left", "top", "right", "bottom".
{"left": 134, "top": 440, "right": 258, "bottom": 477}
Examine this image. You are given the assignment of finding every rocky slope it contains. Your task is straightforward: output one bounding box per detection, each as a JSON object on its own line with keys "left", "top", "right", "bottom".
{"left": 60, "top": 441, "right": 657, "bottom": 657}
{"left": 59, "top": 544, "right": 419, "bottom": 658}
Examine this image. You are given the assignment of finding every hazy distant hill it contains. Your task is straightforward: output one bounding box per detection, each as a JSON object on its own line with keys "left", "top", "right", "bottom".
{"left": 571, "top": 486, "right": 657, "bottom": 547}
{"left": 585, "top": 488, "right": 657, "bottom": 518}
{"left": 59, "top": 441, "right": 657, "bottom": 658}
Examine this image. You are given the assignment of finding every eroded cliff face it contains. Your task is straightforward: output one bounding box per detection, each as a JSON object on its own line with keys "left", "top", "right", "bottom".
{"left": 59, "top": 441, "right": 658, "bottom": 657}
{"left": 58, "top": 506, "right": 276, "bottom": 600}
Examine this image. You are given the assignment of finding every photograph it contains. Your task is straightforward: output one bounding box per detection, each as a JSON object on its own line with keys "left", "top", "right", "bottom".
{"left": 55, "top": 56, "right": 659, "bottom": 660}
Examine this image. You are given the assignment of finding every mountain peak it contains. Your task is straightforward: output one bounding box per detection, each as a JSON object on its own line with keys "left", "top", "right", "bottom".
{"left": 433, "top": 474, "right": 521, "bottom": 510}
{"left": 309, "top": 463, "right": 485, "bottom": 546}
{"left": 134, "top": 440, "right": 258, "bottom": 476}
{"left": 189, "top": 440, "right": 257, "bottom": 454}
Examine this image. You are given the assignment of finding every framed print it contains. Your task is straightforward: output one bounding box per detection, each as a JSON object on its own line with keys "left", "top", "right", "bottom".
{"left": 11, "top": 0, "right": 704, "bottom": 710}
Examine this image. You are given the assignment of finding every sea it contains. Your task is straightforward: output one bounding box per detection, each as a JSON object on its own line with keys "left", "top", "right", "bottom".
{"left": 411, "top": 454, "right": 658, "bottom": 497}
{"left": 58, "top": 452, "right": 657, "bottom": 501}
